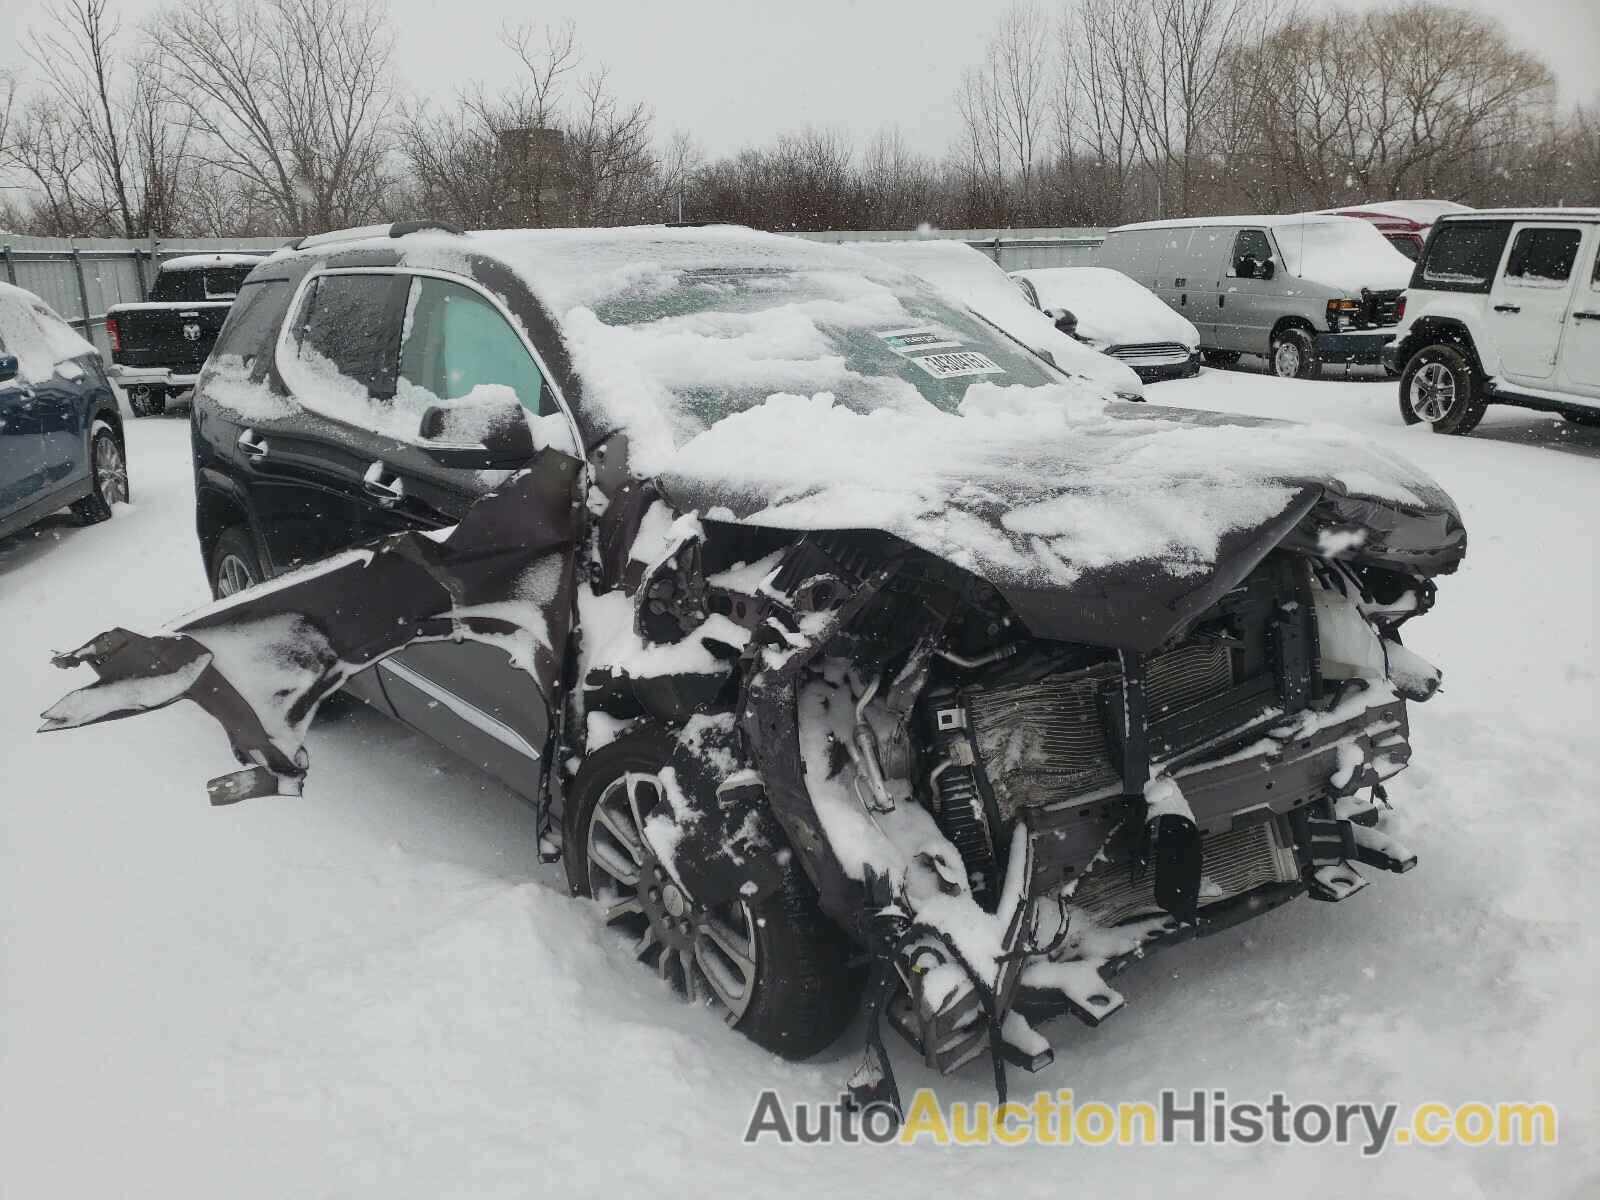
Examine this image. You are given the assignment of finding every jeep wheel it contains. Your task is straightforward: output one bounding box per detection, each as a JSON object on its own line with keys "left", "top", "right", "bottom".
{"left": 1270, "top": 328, "right": 1321, "bottom": 379}
{"left": 1400, "top": 344, "right": 1486, "bottom": 434}
{"left": 127, "top": 385, "right": 166, "bottom": 417}
{"left": 565, "top": 730, "right": 860, "bottom": 1060}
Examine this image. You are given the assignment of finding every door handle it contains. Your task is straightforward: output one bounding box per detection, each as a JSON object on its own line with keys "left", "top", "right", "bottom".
{"left": 1218, "top": 294, "right": 1226, "bottom": 308}
{"left": 237, "top": 429, "right": 269, "bottom": 460}
{"left": 1493, "top": 303, "right": 1521, "bottom": 314}
{"left": 1573, "top": 310, "right": 1600, "bottom": 321}
{"left": 363, "top": 461, "right": 405, "bottom": 507}
{"left": 1181, "top": 293, "right": 1188, "bottom": 306}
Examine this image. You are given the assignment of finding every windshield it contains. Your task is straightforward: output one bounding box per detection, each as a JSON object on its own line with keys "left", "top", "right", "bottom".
{"left": 586, "top": 264, "right": 1062, "bottom": 433}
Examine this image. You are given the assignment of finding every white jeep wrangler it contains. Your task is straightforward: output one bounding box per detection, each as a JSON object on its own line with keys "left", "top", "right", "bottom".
{"left": 1386, "top": 208, "right": 1600, "bottom": 433}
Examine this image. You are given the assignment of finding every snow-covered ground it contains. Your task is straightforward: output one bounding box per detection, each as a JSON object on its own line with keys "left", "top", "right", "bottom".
{"left": 3, "top": 369, "right": 1596, "bottom": 1197}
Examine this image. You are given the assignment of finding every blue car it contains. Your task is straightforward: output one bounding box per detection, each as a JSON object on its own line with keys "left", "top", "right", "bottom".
{"left": 0, "top": 282, "right": 129, "bottom": 541}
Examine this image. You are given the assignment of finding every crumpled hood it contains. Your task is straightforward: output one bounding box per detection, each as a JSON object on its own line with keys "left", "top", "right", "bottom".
{"left": 655, "top": 386, "right": 1465, "bottom": 651}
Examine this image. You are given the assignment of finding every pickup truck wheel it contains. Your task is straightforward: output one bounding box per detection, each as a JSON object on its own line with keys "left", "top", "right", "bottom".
{"left": 1201, "top": 349, "right": 1240, "bottom": 368}
{"left": 1399, "top": 344, "right": 1486, "bottom": 434}
{"left": 566, "top": 729, "right": 861, "bottom": 1060}
{"left": 127, "top": 385, "right": 166, "bottom": 417}
{"left": 209, "top": 527, "right": 264, "bottom": 599}
{"left": 1270, "top": 329, "right": 1321, "bottom": 379}
{"left": 70, "top": 422, "right": 129, "bottom": 524}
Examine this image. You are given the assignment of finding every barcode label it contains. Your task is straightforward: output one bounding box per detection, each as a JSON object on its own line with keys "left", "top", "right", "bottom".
{"left": 911, "top": 351, "right": 1006, "bottom": 379}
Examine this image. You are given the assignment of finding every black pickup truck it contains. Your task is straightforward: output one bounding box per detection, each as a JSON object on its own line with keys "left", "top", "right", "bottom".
{"left": 105, "top": 252, "right": 271, "bottom": 415}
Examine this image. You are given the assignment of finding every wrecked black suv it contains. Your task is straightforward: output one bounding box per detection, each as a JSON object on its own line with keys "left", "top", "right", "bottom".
{"left": 42, "top": 224, "right": 1465, "bottom": 1108}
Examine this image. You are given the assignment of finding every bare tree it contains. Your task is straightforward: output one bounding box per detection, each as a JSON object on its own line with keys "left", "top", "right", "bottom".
{"left": 153, "top": 0, "right": 398, "bottom": 233}
{"left": 955, "top": 4, "right": 1051, "bottom": 225}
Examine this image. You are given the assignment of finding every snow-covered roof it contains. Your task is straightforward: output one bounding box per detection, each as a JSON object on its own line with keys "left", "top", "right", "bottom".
{"left": 1009, "top": 267, "right": 1199, "bottom": 350}
{"left": 158, "top": 252, "right": 271, "bottom": 272}
{"left": 1436, "top": 207, "right": 1600, "bottom": 223}
{"left": 1318, "top": 200, "right": 1471, "bottom": 227}
{"left": 1112, "top": 213, "right": 1374, "bottom": 233}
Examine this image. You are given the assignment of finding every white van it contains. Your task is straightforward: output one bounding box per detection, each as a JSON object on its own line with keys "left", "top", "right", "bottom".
{"left": 1097, "top": 214, "right": 1415, "bottom": 378}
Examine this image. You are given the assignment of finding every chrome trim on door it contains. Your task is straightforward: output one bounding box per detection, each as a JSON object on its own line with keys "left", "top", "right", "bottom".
{"left": 378, "top": 656, "right": 542, "bottom": 760}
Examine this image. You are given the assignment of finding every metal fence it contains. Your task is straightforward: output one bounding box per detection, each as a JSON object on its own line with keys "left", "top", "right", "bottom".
{"left": 1, "top": 233, "right": 290, "bottom": 359}
{"left": 1, "top": 227, "right": 1109, "bottom": 360}
{"left": 795, "top": 228, "right": 1108, "bottom": 271}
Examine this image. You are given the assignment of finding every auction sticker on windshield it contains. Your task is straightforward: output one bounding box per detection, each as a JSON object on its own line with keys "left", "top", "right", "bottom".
{"left": 877, "top": 326, "right": 963, "bottom": 355}
{"left": 911, "top": 350, "right": 1007, "bottom": 379}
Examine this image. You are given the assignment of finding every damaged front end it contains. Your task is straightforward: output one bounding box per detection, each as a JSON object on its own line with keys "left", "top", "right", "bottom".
{"left": 585, "top": 505, "right": 1445, "bottom": 1111}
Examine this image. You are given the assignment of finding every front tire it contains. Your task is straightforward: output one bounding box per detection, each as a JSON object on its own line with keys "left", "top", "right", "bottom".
{"left": 1270, "top": 328, "right": 1321, "bottom": 379}
{"left": 565, "top": 730, "right": 860, "bottom": 1060}
{"left": 1399, "top": 343, "right": 1486, "bottom": 434}
{"left": 70, "top": 421, "right": 128, "bottom": 524}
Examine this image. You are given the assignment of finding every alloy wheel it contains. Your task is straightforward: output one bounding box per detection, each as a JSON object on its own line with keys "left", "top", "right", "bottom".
{"left": 586, "top": 770, "right": 759, "bottom": 1021}
{"left": 95, "top": 437, "right": 129, "bottom": 506}
{"left": 216, "top": 553, "right": 257, "bottom": 597}
{"left": 1273, "top": 340, "right": 1302, "bottom": 377}
{"left": 1409, "top": 362, "right": 1457, "bottom": 423}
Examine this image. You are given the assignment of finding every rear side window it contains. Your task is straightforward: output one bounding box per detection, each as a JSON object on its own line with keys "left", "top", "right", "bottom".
{"left": 1503, "top": 227, "right": 1582, "bottom": 286}
{"left": 148, "top": 269, "right": 204, "bottom": 302}
{"left": 1417, "top": 223, "right": 1511, "bottom": 292}
{"left": 1386, "top": 235, "right": 1422, "bottom": 262}
{"left": 203, "top": 267, "right": 254, "bottom": 299}
{"left": 211, "top": 280, "right": 291, "bottom": 377}
{"left": 288, "top": 273, "right": 408, "bottom": 400}
{"left": 398, "top": 277, "right": 551, "bottom": 415}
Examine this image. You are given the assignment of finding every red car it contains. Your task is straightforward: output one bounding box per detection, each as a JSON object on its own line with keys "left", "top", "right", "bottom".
{"left": 1319, "top": 200, "right": 1473, "bottom": 260}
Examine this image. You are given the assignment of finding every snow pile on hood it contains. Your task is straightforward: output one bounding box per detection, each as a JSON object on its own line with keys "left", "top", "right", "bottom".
{"left": 1272, "top": 217, "right": 1415, "bottom": 293}
{"left": 0, "top": 281, "right": 97, "bottom": 382}
{"left": 657, "top": 385, "right": 1449, "bottom": 592}
{"left": 841, "top": 239, "right": 1144, "bottom": 395}
{"left": 1011, "top": 266, "right": 1200, "bottom": 349}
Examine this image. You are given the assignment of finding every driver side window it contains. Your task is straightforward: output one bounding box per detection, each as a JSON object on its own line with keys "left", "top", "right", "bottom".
{"left": 1230, "top": 229, "right": 1272, "bottom": 279}
{"left": 398, "top": 277, "right": 552, "bottom": 416}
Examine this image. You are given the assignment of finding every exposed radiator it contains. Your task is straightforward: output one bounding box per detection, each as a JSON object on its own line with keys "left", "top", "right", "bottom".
{"left": 967, "top": 641, "right": 1235, "bottom": 819}
{"left": 1068, "top": 818, "right": 1301, "bottom": 928}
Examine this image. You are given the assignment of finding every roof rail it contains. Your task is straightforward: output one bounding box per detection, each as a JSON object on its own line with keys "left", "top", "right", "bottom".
{"left": 291, "top": 220, "right": 465, "bottom": 251}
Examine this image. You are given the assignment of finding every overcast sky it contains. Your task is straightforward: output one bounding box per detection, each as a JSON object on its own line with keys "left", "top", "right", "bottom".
{"left": 4, "top": 0, "right": 1597, "bottom": 159}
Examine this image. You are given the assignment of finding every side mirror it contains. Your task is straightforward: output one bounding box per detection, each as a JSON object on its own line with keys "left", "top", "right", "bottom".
{"left": 1260, "top": 258, "right": 1277, "bottom": 281}
{"left": 0, "top": 355, "right": 17, "bottom": 384}
{"left": 1049, "top": 307, "right": 1080, "bottom": 337}
{"left": 417, "top": 395, "right": 534, "bottom": 468}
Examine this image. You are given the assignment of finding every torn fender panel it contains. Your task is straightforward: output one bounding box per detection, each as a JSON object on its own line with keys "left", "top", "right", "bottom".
{"left": 41, "top": 458, "right": 582, "bottom": 801}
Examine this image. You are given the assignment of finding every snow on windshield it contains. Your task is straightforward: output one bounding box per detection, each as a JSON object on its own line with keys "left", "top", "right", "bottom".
{"left": 1272, "top": 218, "right": 1414, "bottom": 292}
{"left": 842, "top": 239, "right": 1145, "bottom": 394}
{"left": 468, "top": 226, "right": 1083, "bottom": 473}
{"left": 0, "top": 282, "right": 97, "bottom": 382}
